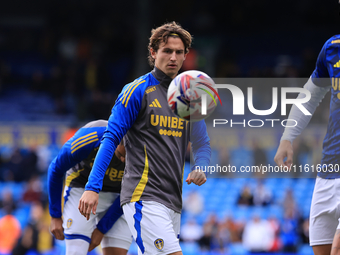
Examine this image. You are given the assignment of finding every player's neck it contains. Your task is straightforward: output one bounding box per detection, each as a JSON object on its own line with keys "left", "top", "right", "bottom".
{"left": 151, "top": 67, "right": 173, "bottom": 87}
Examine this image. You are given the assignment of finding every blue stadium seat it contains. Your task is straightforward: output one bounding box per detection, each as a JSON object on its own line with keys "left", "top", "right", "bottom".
{"left": 204, "top": 196, "right": 221, "bottom": 211}
{"left": 201, "top": 178, "right": 215, "bottom": 188}
{"left": 196, "top": 210, "right": 212, "bottom": 225}
{"left": 14, "top": 204, "right": 31, "bottom": 228}
{"left": 180, "top": 242, "right": 200, "bottom": 255}
{"left": 228, "top": 243, "right": 248, "bottom": 255}
{"left": 199, "top": 188, "right": 210, "bottom": 197}
{"left": 233, "top": 206, "right": 253, "bottom": 221}
{"left": 298, "top": 244, "right": 313, "bottom": 255}
{"left": 302, "top": 203, "right": 311, "bottom": 218}
{"left": 266, "top": 148, "right": 277, "bottom": 165}
{"left": 222, "top": 193, "right": 238, "bottom": 207}
{"left": 267, "top": 205, "right": 284, "bottom": 220}
{"left": 0, "top": 182, "right": 24, "bottom": 202}
{"left": 52, "top": 240, "right": 66, "bottom": 255}
{"left": 230, "top": 148, "right": 254, "bottom": 170}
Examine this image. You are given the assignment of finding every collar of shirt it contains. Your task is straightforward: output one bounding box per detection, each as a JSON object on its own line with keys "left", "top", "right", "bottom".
{"left": 151, "top": 67, "right": 173, "bottom": 88}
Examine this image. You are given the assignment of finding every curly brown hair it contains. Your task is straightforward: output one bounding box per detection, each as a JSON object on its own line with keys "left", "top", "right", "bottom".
{"left": 148, "top": 21, "right": 192, "bottom": 67}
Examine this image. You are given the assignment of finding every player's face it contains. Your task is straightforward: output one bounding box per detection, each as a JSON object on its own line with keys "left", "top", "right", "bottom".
{"left": 151, "top": 37, "right": 187, "bottom": 79}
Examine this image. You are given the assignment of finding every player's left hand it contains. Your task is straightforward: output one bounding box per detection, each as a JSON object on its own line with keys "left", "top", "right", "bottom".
{"left": 78, "top": 190, "right": 99, "bottom": 220}
{"left": 186, "top": 170, "right": 206, "bottom": 186}
{"left": 89, "top": 228, "right": 104, "bottom": 251}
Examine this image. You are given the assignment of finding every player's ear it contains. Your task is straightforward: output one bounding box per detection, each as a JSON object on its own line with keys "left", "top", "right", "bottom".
{"left": 184, "top": 49, "right": 189, "bottom": 60}
{"left": 150, "top": 48, "right": 157, "bottom": 59}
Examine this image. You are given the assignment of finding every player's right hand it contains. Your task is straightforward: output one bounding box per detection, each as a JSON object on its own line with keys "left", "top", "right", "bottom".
{"left": 78, "top": 191, "right": 99, "bottom": 221}
{"left": 186, "top": 170, "right": 206, "bottom": 186}
{"left": 274, "top": 140, "right": 293, "bottom": 170}
{"left": 50, "top": 217, "right": 64, "bottom": 240}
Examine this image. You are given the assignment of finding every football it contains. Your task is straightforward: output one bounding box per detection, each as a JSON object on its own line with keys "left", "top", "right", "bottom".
{"left": 167, "top": 70, "right": 221, "bottom": 122}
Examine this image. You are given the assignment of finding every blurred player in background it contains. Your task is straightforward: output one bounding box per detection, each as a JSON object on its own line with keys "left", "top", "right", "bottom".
{"left": 274, "top": 35, "right": 340, "bottom": 255}
{"left": 78, "top": 22, "right": 211, "bottom": 255}
{"left": 48, "top": 120, "right": 132, "bottom": 255}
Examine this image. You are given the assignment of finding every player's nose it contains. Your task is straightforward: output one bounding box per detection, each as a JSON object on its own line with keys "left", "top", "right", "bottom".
{"left": 170, "top": 52, "right": 177, "bottom": 61}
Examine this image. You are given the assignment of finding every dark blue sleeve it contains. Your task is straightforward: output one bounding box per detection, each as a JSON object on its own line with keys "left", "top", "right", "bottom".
{"left": 48, "top": 142, "right": 80, "bottom": 218}
{"left": 85, "top": 80, "right": 146, "bottom": 193}
{"left": 96, "top": 195, "right": 123, "bottom": 234}
{"left": 190, "top": 120, "right": 211, "bottom": 175}
{"left": 48, "top": 158, "right": 65, "bottom": 218}
{"left": 311, "top": 39, "right": 330, "bottom": 86}
{"left": 48, "top": 127, "right": 103, "bottom": 218}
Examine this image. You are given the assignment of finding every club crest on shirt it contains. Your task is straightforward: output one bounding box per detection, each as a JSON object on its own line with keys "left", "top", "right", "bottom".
{"left": 154, "top": 238, "right": 164, "bottom": 250}
{"left": 67, "top": 218, "right": 73, "bottom": 228}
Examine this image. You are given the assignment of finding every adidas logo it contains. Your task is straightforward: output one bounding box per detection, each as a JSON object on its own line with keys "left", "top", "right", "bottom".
{"left": 149, "top": 99, "right": 162, "bottom": 108}
{"left": 334, "top": 60, "right": 340, "bottom": 68}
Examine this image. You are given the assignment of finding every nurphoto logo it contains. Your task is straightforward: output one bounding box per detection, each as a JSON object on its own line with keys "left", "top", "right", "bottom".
{"left": 200, "top": 84, "right": 311, "bottom": 128}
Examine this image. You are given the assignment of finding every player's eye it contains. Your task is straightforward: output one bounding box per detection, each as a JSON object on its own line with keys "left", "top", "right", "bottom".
{"left": 176, "top": 50, "right": 184, "bottom": 54}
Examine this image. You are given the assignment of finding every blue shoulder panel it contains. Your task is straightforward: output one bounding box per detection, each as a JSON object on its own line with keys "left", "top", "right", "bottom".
{"left": 311, "top": 35, "right": 340, "bottom": 86}
{"left": 85, "top": 72, "right": 159, "bottom": 192}
{"left": 48, "top": 126, "right": 105, "bottom": 218}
